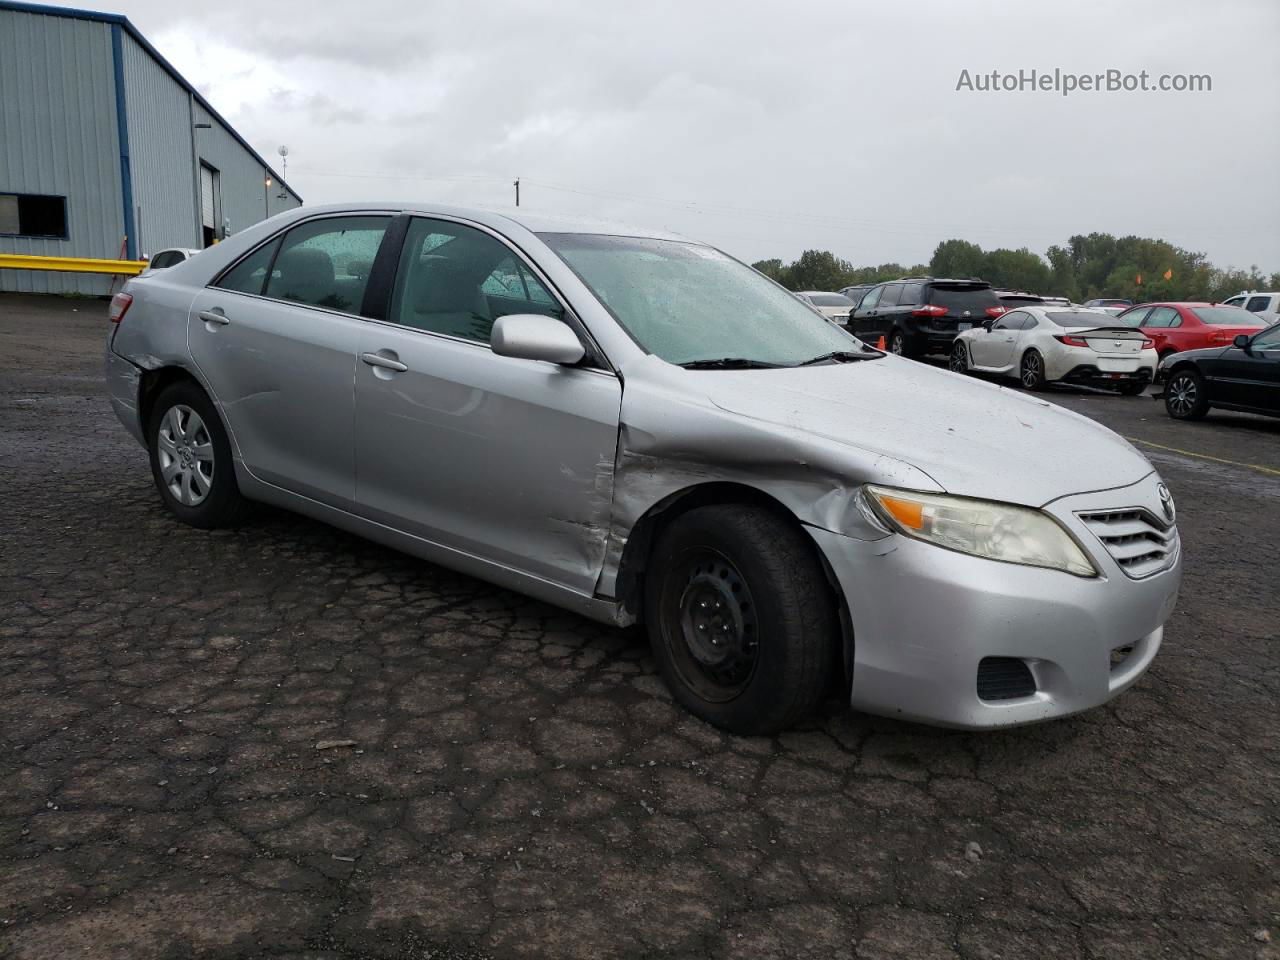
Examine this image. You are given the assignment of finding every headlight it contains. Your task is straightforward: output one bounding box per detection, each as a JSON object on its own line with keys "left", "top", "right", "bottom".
{"left": 863, "top": 485, "right": 1097, "bottom": 577}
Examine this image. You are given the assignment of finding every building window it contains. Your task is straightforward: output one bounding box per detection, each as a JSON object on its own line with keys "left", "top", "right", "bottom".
{"left": 0, "top": 193, "right": 69, "bottom": 239}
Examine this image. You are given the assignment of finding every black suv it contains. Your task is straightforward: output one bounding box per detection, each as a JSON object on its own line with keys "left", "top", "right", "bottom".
{"left": 850, "top": 278, "right": 1003, "bottom": 357}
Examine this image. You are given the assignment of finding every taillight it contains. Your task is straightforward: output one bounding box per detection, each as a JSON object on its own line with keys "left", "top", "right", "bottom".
{"left": 1054, "top": 334, "right": 1090, "bottom": 347}
{"left": 108, "top": 291, "right": 133, "bottom": 324}
{"left": 985, "top": 306, "right": 1007, "bottom": 317}
{"left": 1141, "top": 337, "right": 1154, "bottom": 348}
{"left": 910, "top": 304, "right": 948, "bottom": 318}
{"left": 1208, "top": 332, "right": 1232, "bottom": 343}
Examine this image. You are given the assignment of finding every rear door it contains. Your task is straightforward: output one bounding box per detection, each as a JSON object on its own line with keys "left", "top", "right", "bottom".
{"left": 352, "top": 215, "right": 623, "bottom": 594}
{"left": 189, "top": 213, "right": 392, "bottom": 509}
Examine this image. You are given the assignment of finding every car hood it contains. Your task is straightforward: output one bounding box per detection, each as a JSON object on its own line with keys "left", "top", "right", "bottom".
{"left": 697, "top": 356, "right": 1152, "bottom": 507}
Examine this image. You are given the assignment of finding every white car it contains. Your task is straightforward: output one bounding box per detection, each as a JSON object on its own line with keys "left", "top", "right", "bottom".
{"left": 795, "top": 291, "right": 856, "bottom": 325}
{"left": 1223, "top": 291, "right": 1280, "bottom": 324}
{"left": 951, "top": 306, "right": 1157, "bottom": 395}
{"left": 139, "top": 247, "right": 201, "bottom": 276}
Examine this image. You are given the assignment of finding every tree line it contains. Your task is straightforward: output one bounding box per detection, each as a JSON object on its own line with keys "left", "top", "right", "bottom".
{"left": 752, "top": 234, "right": 1279, "bottom": 303}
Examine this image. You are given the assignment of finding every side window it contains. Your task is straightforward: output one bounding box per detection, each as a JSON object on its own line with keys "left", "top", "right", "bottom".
{"left": 1224, "top": 296, "right": 1246, "bottom": 308}
{"left": 859, "top": 286, "right": 883, "bottom": 311}
{"left": 389, "top": 218, "right": 564, "bottom": 343}
{"left": 899, "top": 282, "right": 924, "bottom": 305}
{"left": 263, "top": 216, "right": 390, "bottom": 315}
{"left": 1119, "top": 306, "right": 1150, "bottom": 327}
{"left": 1251, "top": 326, "right": 1280, "bottom": 350}
{"left": 993, "top": 311, "right": 1022, "bottom": 330}
{"left": 215, "top": 238, "right": 281, "bottom": 295}
{"left": 1014, "top": 312, "right": 1037, "bottom": 330}
{"left": 1145, "top": 306, "right": 1178, "bottom": 328}
{"left": 1246, "top": 295, "right": 1271, "bottom": 313}
{"left": 878, "top": 284, "right": 902, "bottom": 307}
{"left": 150, "top": 251, "right": 179, "bottom": 269}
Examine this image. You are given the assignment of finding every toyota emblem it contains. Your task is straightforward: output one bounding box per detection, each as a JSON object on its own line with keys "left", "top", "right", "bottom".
{"left": 1157, "top": 483, "right": 1175, "bottom": 522}
{"left": 962, "top": 310, "right": 971, "bottom": 317}
{"left": 1114, "top": 341, "right": 1123, "bottom": 348}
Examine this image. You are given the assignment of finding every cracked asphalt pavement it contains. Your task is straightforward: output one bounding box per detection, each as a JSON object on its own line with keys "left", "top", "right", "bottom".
{"left": 1, "top": 293, "right": 1277, "bottom": 959}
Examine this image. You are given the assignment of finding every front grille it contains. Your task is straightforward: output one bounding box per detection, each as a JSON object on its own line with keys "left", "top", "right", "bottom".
{"left": 1076, "top": 508, "right": 1178, "bottom": 579}
{"left": 977, "top": 657, "right": 1036, "bottom": 701}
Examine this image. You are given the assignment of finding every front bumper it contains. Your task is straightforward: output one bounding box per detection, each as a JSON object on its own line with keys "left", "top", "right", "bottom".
{"left": 807, "top": 477, "right": 1181, "bottom": 729}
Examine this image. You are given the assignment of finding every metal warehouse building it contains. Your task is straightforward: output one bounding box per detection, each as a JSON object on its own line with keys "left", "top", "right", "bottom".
{"left": 0, "top": 0, "right": 301, "bottom": 295}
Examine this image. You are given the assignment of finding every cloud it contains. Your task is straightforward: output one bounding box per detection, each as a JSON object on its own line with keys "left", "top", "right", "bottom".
{"left": 113, "top": 0, "right": 1280, "bottom": 271}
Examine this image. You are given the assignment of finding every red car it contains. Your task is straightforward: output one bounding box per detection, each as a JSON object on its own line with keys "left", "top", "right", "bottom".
{"left": 1116, "top": 302, "right": 1268, "bottom": 359}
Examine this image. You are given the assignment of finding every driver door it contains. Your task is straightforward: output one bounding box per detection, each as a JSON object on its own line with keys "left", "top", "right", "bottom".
{"left": 352, "top": 216, "right": 623, "bottom": 595}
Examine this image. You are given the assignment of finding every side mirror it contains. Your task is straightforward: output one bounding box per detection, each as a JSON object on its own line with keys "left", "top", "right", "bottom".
{"left": 981, "top": 319, "right": 995, "bottom": 331}
{"left": 491, "top": 314, "right": 585, "bottom": 365}
{"left": 1233, "top": 333, "right": 1252, "bottom": 350}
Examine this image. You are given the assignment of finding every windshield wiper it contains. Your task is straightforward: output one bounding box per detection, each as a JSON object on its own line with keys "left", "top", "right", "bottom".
{"left": 797, "top": 350, "right": 880, "bottom": 366}
{"left": 677, "top": 357, "right": 785, "bottom": 369}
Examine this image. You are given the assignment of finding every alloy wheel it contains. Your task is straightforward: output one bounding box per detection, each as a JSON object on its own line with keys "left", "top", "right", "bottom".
{"left": 156, "top": 404, "right": 214, "bottom": 506}
{"left": 1167, "top": 374, "right": 1197, "bottom": 417}
{"left": 1020, "top": 352, "right": 1042, "bottom": 388}
{"left": 949, "top": 343, "right": 968, "bottom": 373}
{"left": 890, "top": 333, "right": 905, "bottom": 356}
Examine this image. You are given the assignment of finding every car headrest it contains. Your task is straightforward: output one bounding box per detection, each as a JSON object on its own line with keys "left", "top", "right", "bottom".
{"left": 276, "top": 248, "right": 334, "bottom": 292}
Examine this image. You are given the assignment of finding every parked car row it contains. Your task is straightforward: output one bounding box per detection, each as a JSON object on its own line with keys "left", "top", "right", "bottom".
{"left": 797, "top": 277, "right": 1279, "bottom": 417}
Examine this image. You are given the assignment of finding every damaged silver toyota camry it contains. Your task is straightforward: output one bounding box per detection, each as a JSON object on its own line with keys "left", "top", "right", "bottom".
{"left": 106, "top": 203, "right": 1182, "bottom": 734}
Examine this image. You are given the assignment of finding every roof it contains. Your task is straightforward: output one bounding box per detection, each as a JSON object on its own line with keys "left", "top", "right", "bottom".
{"left": 0, "top": 0, "right": 300, "bottom": 201}
{"left": 283, "top": 201, "right": 693, "bottom": 242}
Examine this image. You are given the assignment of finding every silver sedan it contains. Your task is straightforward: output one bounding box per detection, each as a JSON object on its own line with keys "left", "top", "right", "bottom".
{"left": 105, "top": 203, "right": 1182, "bottom": 734}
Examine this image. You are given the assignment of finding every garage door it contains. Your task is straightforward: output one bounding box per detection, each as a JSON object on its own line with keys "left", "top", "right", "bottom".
{"left": 200, "top": 165, "right": 215, "bottom": 229}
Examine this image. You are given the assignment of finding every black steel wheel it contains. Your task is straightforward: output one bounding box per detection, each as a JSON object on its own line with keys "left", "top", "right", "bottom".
{"left": 644, "top": 504, "right": 837, "bottom": 735}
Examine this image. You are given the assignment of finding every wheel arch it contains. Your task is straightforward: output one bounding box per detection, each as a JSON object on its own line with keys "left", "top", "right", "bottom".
{"left": 613, "top": 480, "right": 853, "bottom": 695}
{"left": 137, "top": 365, "right": 206, "bottom": 435}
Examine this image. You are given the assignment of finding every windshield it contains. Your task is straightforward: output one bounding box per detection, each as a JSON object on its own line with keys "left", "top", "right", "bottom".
{"left": 1047, "top": 310, "right": 1119, "bottom": 327}
{"left": 540, "top": 233, "right": 857, "bottom": 365}
{"left": 1191, "top": 306, "right": 1266, "bottom": 327}
{"left": 807, "top": 293, "right": 854, "bottom": 307}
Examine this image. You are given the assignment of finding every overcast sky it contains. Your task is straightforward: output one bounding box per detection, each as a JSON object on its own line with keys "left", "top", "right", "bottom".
{"left": 113, "top": 0, "right": 1279, "bottom": 271}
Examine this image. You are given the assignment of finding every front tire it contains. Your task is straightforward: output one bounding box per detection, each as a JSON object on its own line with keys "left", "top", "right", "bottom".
{"left": 1020, "top": 349, "right": 1048, "bottom": 391}
{"left": 644, "top": 505, "right": 837, "bottom": 735}
{"left": 1164, "top": 368, "right": 1209, "bottom": 420}
{"left": 889, "top": 329, "right": 917, "bottom": 359}
{"left": 949, "top": 341, "right": 970, "bottom": 374}
{"left": 147, "top": 380, "right": 251, "bottom": 528}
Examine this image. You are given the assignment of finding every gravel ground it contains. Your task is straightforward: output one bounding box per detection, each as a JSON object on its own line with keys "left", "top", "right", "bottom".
{"left": 1, "top": 293, "right": 1277, "bottom": 960}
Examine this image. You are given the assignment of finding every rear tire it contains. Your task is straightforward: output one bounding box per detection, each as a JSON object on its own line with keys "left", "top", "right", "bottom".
{"left": 643, "top": 505, "right": 837, "bottom": 735}
{"left": 1117, "top": 381, "right": 1148, "bottom": 396}
{"left": 1019, "top": 349, "right": 1048, "bottom": 391}
{"left": 1164, "top": 368, "right": 1209, "bottom": 421}
{"left": 147, "top": 381, "right": 252, "bottom": 528}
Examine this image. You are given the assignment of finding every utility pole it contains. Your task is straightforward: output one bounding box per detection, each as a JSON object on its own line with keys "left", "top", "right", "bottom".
{"left": 514, "top": 177, "right": 520, "bottom": 207}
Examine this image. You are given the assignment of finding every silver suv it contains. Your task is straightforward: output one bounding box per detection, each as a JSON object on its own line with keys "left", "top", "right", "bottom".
{"left": 105, "top": 203, "right": 1182, "bottom": 733}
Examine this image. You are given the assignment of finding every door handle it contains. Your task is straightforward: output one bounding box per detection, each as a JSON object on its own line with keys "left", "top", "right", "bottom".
{"left": 198, "top": 310, "right": 229, "bottom": 326}
{"left": 361, "top": 352, "right": 408, "bottom": 373}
